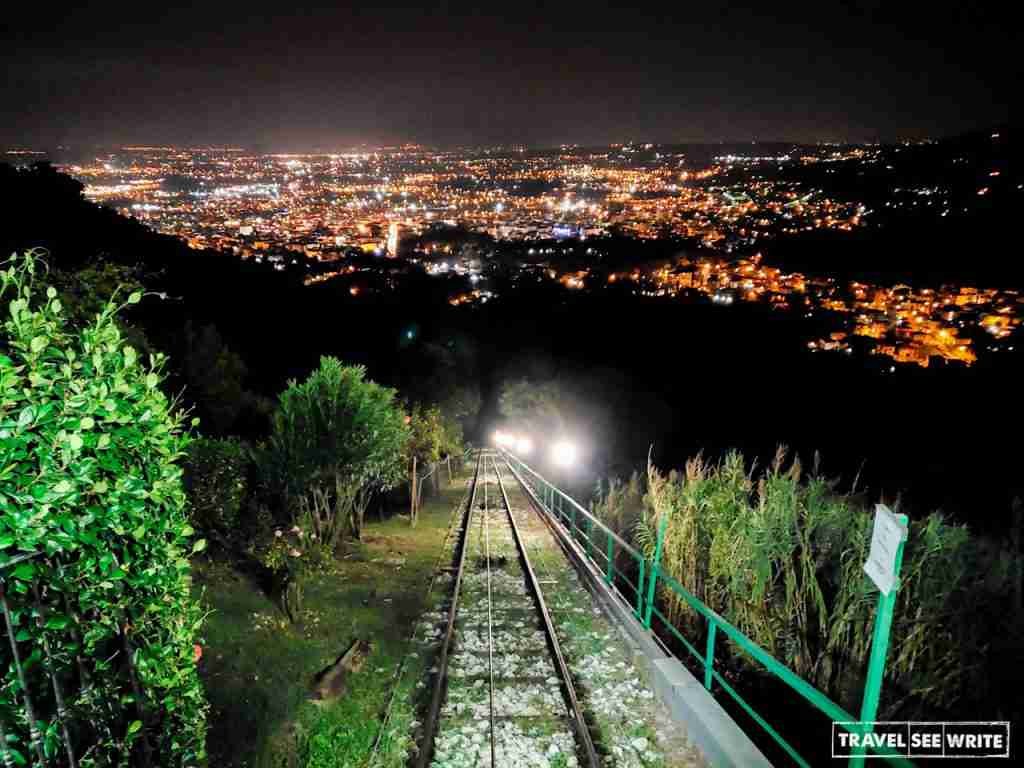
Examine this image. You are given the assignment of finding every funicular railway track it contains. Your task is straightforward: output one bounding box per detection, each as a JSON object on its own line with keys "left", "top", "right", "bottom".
{"left": 415, "top": 451, "right": 600, "bottom": 768}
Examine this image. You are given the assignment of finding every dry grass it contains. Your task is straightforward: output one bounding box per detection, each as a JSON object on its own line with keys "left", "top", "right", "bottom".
{"left": 594, "top": 447, "right": 1021, "bottom": 718}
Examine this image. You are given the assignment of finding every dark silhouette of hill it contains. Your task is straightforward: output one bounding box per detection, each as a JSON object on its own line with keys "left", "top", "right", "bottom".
{"left": 0, "top": 161, "right": 477, "bottom": 432}
{"left": 0, "top": 161, "right": 287, "bottom": 300}
{"left": 761, "top": 124, "right": 1019, "bottom": 287}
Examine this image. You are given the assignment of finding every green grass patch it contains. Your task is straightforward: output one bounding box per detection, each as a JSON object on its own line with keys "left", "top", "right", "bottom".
{"left": 196, "top": 480, "right": 467, "bottom": 768}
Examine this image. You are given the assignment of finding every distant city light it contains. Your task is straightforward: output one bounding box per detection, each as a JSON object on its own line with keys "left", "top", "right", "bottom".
{"left": 64, "top": 143, "right": 1020, "bottom": 370}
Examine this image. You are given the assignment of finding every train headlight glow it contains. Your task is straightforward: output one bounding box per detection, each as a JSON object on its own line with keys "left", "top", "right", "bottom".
{"left": 493, "top": 431, "right": 516, "bottom": 447}
{"left": 551, "top": 440, "right": 578, "bottom": 468}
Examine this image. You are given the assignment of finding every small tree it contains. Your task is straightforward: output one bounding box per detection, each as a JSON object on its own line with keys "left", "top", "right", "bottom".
{"left": 262, "top": 357, "right": 408, "bottom": 545}
{"left": 0, "top": 251, "right": 207, "bottom": 765}
{"left": 407, "top": 404, "right": 444, "bottom": 525}
{"left": 499, "top": 377, "right": 569, "bottom": 434}
{"left": 439, "top": 410, "right": 465, "bottom": 482}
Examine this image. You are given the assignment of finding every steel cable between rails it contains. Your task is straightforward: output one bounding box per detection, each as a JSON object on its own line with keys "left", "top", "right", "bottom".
{"left": 484, "top": 459, "right": 497, "bottom": 768}
{"left": 491, "top": 459, "right": 602, "bottom": 768}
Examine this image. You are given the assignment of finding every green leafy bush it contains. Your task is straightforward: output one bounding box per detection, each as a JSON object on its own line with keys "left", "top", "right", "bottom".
{"left": 260, "top": 357, "right": 408, "bottom": 547}
{"left": 184, "top": 437, "right": 250, "bottom": 549}
{"left": 407, "top": 403, "right": 444, "bottom": 465}
{"left": 0, "top": 251, "right": 207, "bottom": 766}
{"left": 439, "top": 409, "right": 465, "bottom": 461}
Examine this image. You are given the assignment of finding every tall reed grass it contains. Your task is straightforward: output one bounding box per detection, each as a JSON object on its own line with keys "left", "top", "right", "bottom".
{"left": 593, "top": 447, "right": 1021, "bottom": 718}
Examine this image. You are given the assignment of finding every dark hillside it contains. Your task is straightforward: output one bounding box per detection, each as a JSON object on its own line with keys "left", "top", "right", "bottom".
{"left": 761, "top": 125, "right": 1019, "bottom": 286}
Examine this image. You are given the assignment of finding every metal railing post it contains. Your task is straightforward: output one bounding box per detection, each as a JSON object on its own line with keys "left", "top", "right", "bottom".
{"left": 704, "top": 620, "right": 717, "bottom": 691}
{"left": 605, "top": 531, "right": 614, "bottom": 584}
{"left": 643, "top": 513, "right": 669, "bottom": 629}
{"left": 635, "top": 559, "right": 645, "bottom": 619}
{"left": 849, "top": 511, "right": 909, "bottom": 768}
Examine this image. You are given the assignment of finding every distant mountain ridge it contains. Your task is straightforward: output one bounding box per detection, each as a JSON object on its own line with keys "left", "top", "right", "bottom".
{"left": 760, "top": 124, "right": 1018, "bottom": 288}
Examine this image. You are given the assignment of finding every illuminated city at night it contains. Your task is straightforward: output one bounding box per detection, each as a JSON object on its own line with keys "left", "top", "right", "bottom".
{"left": 0, "top": 3, "right": 1018, "bottom": 767}
{"left": 51, "top": 140, "right": 1019, "bottom": 368}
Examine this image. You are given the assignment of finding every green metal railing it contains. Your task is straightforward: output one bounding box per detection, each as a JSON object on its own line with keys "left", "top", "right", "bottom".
{"left": 500, "top": 450, "right": 912, "bottom": 768}
{"left": 536, "top": 472, "right": 648, "bottom": 619}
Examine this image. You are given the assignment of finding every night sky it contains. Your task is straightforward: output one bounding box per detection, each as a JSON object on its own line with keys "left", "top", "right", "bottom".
{"left": 0, "top": 1, "right": 1010, "bottom": 149}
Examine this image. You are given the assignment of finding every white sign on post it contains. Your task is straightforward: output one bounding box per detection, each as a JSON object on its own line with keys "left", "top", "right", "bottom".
{"left": 863, "top": 504, "right": 908, "bottom": 595}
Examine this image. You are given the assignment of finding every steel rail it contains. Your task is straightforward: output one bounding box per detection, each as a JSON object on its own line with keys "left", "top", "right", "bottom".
{"left": 499, "top": 452, "right": 665, "bottom": 661}
{"left": 367, "top": 471, "right": 475, "bottom": 767}
{"left": 491, "top": 456, "right": 602, "bottom": 768}
{"left": 505, "top": 456, "right": 639, "bottom": 558}
{"left": 414, "top": 451, "right": 483, "bottom": 768}
{"left": 483, "top": 462, "right": 498, "bottom": 768}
